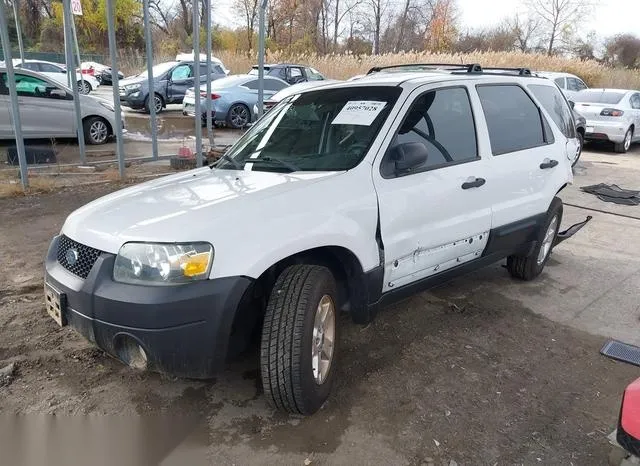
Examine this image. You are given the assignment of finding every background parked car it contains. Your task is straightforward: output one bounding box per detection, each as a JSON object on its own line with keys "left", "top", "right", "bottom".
{"left": 175, "top": 52, "right": 230, "bottom": 76}
{"left": 248, "top": 64, "right": 325, "bottom": 85}
{"left": 6, "top": 59, "right": 100, "bottom": 94}
{"left": 81, "top": 61, "right": 124, "bottom": 85}
{"left": 535, "top": 71, "right": 589, "bottom": 100}
{"left": 573, "top": 88, "right": 640, "bottom": 153}
{"left": 119, "top": 60, "right": 226, "bottom": 114}
{"left": 259, "top": 79, "right": 339, "bottom": 115}
{"left": 0, "top": 68, "right": 120, "bottom": 145}
{"left": 182, "top": 75, "right": 289, "bottom": 128}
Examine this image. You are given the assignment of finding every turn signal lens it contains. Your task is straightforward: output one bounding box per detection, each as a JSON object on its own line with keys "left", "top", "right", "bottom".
{"left": 181, "top": 252, "right": 212, "bottom": 277}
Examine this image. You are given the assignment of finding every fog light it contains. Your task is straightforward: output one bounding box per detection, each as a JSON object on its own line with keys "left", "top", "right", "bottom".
{"left": 114, "top": 334, "right": 148, "bottom": 370}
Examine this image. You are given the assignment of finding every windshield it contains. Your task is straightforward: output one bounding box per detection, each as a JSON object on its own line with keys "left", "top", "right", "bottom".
{"left": 306, "top": 67, "right": 324, "bottom": 80}
{"left": 574, "top": 90, "right": 625, "bottom": 104}
{"left": 140, "top": 62, "right": 178, "bottom": 78}
{"left": 216, "top": 86, "right": 401, "bottom": 173}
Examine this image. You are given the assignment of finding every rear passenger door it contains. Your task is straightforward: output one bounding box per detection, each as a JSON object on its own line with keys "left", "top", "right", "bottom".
{"left": 373, "top": 84, "right": 493, "bottom": 292}
{"left": 475, "top": 83, "right": 567, "bottom": 230}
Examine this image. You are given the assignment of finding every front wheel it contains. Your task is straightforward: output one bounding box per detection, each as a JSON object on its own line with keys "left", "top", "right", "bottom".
{"left": 507, "top": 197, "right": 563, "bottom": 281}
{"left": 78, "top": 80, "right": 92, "bottom": 95}
{"left": 260, "top": 265, "right": 338, "bottom": 415}
{"left": 614, "top": 128, "right": 633, "bottom": 153}
{"left": 83, "top": 117, "right": 110, "bottom": 145}
{"left": 145, "top": 94, "right": 164, "bottom": 114}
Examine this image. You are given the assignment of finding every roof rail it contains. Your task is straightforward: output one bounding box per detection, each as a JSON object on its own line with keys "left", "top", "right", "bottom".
{"left": 366, "top": 63, "right": 483, "bottom": 75}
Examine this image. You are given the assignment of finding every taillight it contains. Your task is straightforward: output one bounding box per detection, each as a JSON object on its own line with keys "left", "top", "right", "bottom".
{"left": 199, "top": 92, "right": 221, "bottom": 100}
{"left": 601, "top": 108, "right": 624, "bottom": 117}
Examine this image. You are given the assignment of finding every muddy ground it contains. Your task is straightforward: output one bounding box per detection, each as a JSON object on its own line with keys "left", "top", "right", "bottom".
{"left": 1, "top": 148, "right": 639, "bottom": 465}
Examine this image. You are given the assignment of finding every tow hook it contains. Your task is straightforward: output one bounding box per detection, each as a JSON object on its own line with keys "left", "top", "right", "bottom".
{"left": 553, "top": 215, "right": 592, "bottom": 246}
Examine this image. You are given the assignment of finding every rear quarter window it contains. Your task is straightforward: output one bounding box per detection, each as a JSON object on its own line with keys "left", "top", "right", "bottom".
{"left": 528, "top": 84, "right": 575, "bottom": 139}
{"left": 476, "top": 84, "right": 546, "bottom": 155}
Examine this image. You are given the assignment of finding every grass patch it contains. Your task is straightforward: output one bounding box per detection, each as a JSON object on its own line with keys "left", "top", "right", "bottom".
{"left": 0, "top": 177, "right": 57, "bottom": 198}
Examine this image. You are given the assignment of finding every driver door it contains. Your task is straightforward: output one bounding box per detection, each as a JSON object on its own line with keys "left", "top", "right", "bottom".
{"left": 166, "top": 63, "right": 194, "bottom": 103}
{"left": 372, "top": 83, "right": 493, "bottom": 292}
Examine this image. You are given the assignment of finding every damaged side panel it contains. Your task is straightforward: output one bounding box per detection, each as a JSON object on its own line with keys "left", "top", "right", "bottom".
{"left": 386, "top": 231, "right": 489, "bottom": 290}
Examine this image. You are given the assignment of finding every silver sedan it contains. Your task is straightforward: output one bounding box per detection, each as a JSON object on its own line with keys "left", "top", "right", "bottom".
{"left": 573, "top": 88, "right": 640, "bottom": 153}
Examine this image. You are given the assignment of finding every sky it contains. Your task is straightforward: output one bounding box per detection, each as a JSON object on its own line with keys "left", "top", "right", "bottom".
{"left": 456, "top": 0, "right": 640, "bottom": 38}
{"left": 212, "top": 0, "right": 639, "bottom": 39}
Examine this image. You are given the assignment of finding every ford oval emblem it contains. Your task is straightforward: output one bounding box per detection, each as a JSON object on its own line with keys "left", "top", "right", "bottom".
{"left": 66, "top": 249, "right": 79, "bottom": 266}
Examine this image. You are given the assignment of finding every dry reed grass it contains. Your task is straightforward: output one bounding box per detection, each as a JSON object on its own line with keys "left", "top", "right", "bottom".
{"left": 119, "top": 49, "right": 640, "bottom": 89}
{"left": 0, "top": 176, "right": 57, "bottom": 198}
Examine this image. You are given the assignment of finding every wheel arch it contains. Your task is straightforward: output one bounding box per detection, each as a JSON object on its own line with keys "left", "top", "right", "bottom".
{"left": 226, "top": 245, "right": 374, "bottom": 360}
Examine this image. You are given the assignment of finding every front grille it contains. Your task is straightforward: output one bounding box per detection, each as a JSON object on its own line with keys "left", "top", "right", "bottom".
{"left": 57, "top": 235, "right": 102, "bottom": 279}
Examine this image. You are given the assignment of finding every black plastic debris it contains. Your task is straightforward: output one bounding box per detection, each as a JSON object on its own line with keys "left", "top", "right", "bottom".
{"left": 581, "top": 183, "right": 640, "bottom": 205}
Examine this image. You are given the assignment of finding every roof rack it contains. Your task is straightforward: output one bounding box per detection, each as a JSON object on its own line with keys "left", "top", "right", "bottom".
{"left": 366, "top": 63, "right": 533, "bottom": 77}
{"left": 481, "top": 67, "right": 532, "bottom": 76}
{"left": 366, "top": 63, "right": 483, "bottom": 74}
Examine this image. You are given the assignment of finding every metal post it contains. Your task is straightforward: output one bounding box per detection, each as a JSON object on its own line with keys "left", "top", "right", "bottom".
{"left": 257, "top": 0, "right": 267, "bottom": 117}
{"left": 62, "top": 0, "right": 86, "bottom": 164}
{"left": 70, "top": 13, "right": 88, "bottom": 112}
{"left": 193, "top": 1, "right": 202, "bottom": 167}
{"left": 12, "top": 0, "right": 25, "bottom": 65}
{"left": 205, "top": 0, "right": 213, "bottom": 146}
{"left": 0, "top": 0, "right": 28, "bottom": 187}
{"left": 106, "top": 0, "right": 126, "bottom": 178}
{"left": 142, "top": 0, "right": 158, "bottom": 160}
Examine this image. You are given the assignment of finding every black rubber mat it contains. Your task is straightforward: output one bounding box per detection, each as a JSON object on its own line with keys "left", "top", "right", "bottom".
{"left": 581, "top": 184, "right": 640, "bottom": 205}
{"left": 601, "top": 340, "right": 640, "bottom": 367}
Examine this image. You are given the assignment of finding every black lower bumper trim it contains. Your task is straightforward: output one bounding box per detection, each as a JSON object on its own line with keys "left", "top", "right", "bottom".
{"left": 553, "top": 215, "right": 592, "bottom": 246}
{"left": 44, "top": 235, "right": 254, "bottom": 379}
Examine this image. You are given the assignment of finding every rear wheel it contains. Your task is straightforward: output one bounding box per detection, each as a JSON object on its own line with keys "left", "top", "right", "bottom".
{"left": 573, "top": 131, "right": 584, "bottom": 167}
{"left": 507, "top": 197, "right": 563, "bottom": 281}
{"left": 83, "top": 117, "right": 110, "bottom": 145}
{"left": 226, "top": 103, "right": 250, "bottom": 129}
{"left": 260, "top": 265, "right": 338, "bottom": 415}
{"left": 614, "top": 128, "right": 633, "bottom": 153}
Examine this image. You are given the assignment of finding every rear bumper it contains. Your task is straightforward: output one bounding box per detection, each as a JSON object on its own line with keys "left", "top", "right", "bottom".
{"left": 43, "top": 235, "right": 253, "bottom": 379}
{"left": 584, "top": 120, "right": 629, "bottom": 143}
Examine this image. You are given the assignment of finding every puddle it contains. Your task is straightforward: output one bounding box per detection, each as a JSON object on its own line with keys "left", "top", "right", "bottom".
{"left": 125, "top": 116, "right": 200, "bottom": 141}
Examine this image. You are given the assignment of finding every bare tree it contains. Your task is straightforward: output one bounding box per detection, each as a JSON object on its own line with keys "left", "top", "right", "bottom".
{"left": 364, "top": 0, "right": 390, "bottom": 54}
{"left": 332, "top": 0, "right": 362, "bottom": 49}
{"left": 234, "top": 0, "right": 259, "bottom": 50}
{"left": 508, "top": 13, "right": 540, "bottom": 52}
{"left": 526, "top": 0, "right": 591, "bottom": 55}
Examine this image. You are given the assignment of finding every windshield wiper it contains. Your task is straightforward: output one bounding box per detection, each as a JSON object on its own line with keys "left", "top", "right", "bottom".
{"left": 212, "top": 153, "right": 242, "bottom": 170}
{"left": 245, "top": 156, "right": 300, "bottom": 172}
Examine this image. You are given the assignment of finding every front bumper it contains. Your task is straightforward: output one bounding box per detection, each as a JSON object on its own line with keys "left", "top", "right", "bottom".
{"left": 44, "top": 235, "right": 253, "bottom": 379}
{"left": 584, "top": 120, "right": 629, "bottom": 143}
{"left": 119, "top": 90, "right": 147, "bottom": 109}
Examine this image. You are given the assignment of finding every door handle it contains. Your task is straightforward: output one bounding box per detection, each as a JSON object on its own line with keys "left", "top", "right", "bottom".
{"left": 461, "top": 177, "right": 486, "bottom": 189}
{"left": 540, "top": 158, "right": 559, "bottom": 169}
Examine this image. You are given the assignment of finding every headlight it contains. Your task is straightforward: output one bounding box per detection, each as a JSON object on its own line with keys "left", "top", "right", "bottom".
{"left": 99, "top": 101, "right": 115, "bottom": 112}
{"left": 114, "top": 242, "right": 214, "bottom": 285}
{"left": 125, "top": 83, "right": 141, "bottom": 91}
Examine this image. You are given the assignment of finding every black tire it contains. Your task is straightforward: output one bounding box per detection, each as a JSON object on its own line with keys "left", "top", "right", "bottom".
{"left": 507, "top": 197, "right": 563, "bottom": 281}
{"left": 145, "top": 93, "right": 164, "bottom": 114}
{"left": 226, "top": 103, "right": 250, "bottom": 129}
{"left": 614, "top": 127, "right": 633, "bottom": 153}
{"left": 260, "top": 265, "right": 338, "bottom": 415}
{"left": 572, "top": 131, "right": 584, "bottom": 167}
{"left": 83, "top": 117, "right": 111, "bottom": 145}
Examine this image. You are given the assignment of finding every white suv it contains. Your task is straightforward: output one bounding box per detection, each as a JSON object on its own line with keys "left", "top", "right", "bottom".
{"left": 534, "top": 71, "right": 588, "bottom": 101}
{"left": 44, "top": 64, "right": 590, "bottom": 415}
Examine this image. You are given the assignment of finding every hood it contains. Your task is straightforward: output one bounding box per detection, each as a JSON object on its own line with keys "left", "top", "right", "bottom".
{"left": 120, "top": 75, "right": 150, "bottom": 86}
{"left": 62, "top": 168, "right": 341, "bottom": 253}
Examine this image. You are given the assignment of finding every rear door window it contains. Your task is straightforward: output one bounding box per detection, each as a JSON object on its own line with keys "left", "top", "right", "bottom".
{"left": 476, "top": 84, "right": 546, "bottom": 155}
{"left": 264, "top": 79, "right": 288, "bottom": 91}
{"left": 528, "top": 84, "right": 575, "bottom": 138}
{"left": 567, "top": 77, "right": 588, "bottom": 92}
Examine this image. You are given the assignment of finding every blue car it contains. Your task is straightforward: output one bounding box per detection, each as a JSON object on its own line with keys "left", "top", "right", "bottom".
{"left": 182, "top": 75, "right": 289, "bottom": 128}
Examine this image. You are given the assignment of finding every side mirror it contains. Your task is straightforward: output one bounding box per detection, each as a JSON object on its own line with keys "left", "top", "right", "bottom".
{"left": 390, "top": 142, "right": 428, "bottom": 175}
{"left": 48, "top": 87, "right": 68, "bottom": 99}
{"left": 568, "top": 100, "right": 575, "bottom": 109}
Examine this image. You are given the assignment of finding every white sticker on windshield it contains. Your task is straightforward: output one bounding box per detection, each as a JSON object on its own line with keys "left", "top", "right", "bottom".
{"left": 331, "top": 101, "right": 386, "bottom": 126}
